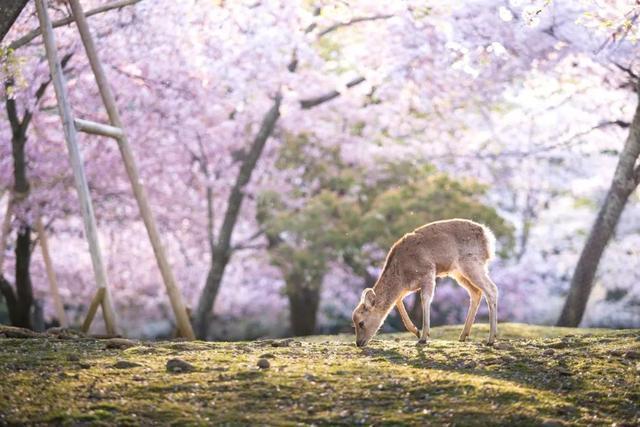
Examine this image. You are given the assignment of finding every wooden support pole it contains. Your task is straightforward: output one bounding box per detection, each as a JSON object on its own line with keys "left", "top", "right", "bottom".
{"left": 68, "top": 0, "right": 195, "bottom": 340}
{"left": 35, "top": 0, "right": 118, "bottom": 336}
{"left": 81, "top": 287, "right": 105, "bottom": 333}
{"left": 35, "top": 217, "right": 67, "bottom": 327}
{"left": 74, "top": 118, "right": 123, "bottom": 139}
{"left": 0, "top": 192, "right": 12, "bottom": 276}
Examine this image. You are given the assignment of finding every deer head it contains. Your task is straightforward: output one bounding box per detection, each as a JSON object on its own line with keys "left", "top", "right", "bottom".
{"left": 352, "top": 288, "right": 386, "bottom": 347}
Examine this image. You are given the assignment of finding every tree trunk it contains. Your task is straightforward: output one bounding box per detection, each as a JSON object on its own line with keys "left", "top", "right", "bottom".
{"left": 13, "top": 225, "right": 33, "bottom": 329}
{"left": 0, "top": 226, "right": 33, "bottom": 329}
{"left": 557, "top": 89, "right": 640, "bottom": 327}
{"left": 193, "top": 247, "right": 229, "bottom": 337}
{"left": 193, "top": 80, "right": 367, "bottom": 340}
{"left": 287, "top": 282, "right": 321, "bottom": 336}
{"left": 193, "top": 94, "right": 282, "bottom": 339}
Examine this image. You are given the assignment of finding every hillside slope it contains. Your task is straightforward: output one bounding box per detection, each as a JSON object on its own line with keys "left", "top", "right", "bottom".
{"left": 0, "top": 323, "right": 638, "bottom": 425}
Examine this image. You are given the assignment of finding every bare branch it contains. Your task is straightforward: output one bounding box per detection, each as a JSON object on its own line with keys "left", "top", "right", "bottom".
{"left": 231, "top": 242, "right": 267, "bottom": 252}
{"left": 317, "top": 14, "right": 394, "bottom": 39}
{"left": 21, "top": 52, "right": 73, "bottom": 134}
{"left": 300, "top": 76, "right": 365, "bottom": 109}
{"left": 8, "top": 0, "right": 143, "bottom": 50}
{"left": 231, "top": 229, "right": 265, "bottom": 252}
{"left": 196, "top": 133, "right": 216, "bottom": 254}
{"left": 613, "top": 62, "right": 639, "bottom": 81}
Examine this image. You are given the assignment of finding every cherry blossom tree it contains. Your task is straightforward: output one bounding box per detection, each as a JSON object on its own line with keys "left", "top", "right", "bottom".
{"left": 1, "top": 0, "right": 639, "bottom": 338}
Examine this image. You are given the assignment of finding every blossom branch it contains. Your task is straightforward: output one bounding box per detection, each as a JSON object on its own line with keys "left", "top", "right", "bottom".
{"left": 9, "top": 0, "right": 143, "bottom": 50}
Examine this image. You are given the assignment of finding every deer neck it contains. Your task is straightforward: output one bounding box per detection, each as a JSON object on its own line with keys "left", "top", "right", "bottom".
{"left": 372, "top": 277, "right": 402, "bottom": 317}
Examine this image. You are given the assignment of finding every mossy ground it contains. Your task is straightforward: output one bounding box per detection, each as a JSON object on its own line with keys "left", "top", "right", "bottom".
{"left": 0, "top": 323, "right": 638, "bottom": 426}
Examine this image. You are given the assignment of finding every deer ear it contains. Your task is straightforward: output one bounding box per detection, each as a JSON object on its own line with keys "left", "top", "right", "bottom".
{"left": 361, "top": 288, "right": 376, "bottom": 308}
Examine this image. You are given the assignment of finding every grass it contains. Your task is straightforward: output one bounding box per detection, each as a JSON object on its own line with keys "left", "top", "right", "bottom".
{"left": 0, "top": 323, "right": 638, "bottom": 426}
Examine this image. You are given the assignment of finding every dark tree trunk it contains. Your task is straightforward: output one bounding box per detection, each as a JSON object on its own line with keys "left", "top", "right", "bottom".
{"left": 0, "top": 275, "right": 18, "bottom": 324}
{"left": 1, "top": 56, "right": 71, "bottom": 330}
{"left": 287, "top": 283, "right": 321, "bottom": 336}
{"left": 557, "top": 89, "right": 640, "bottom": 327}
{"left": 0, "top": 226, "right": 33, "bottom": 329}
{"left": 194, "top": 246, "right": 229, "bottom": 336}
{"left": 13, "top": 225, "right": 33, "bottom": 329}
{"left": 193, "top": 95, "right": 281, "bottom": 339}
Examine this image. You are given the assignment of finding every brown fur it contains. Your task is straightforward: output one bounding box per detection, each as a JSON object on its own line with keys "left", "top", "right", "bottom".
{"left": 352, "top": 219, "right": 499, "bottom": 347}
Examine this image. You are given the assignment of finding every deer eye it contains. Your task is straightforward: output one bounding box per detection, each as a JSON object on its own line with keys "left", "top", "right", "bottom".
{"left": 358, "top": 321, "right": 365, "bottom": 328}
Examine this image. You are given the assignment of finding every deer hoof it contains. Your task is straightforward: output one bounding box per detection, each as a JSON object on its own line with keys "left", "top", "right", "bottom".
{"left": 459, "top": 334, "right": 468, "bottom": 342}
{"left": 485, "top": 340, "right": 495, "bottom": 346}
{"left": 417, "top": 338, "right": 428, "bottom": 345}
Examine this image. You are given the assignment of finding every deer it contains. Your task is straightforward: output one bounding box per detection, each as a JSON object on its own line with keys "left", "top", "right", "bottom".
{"left": 352, "top": 218, "right": 499, "bottom": 347}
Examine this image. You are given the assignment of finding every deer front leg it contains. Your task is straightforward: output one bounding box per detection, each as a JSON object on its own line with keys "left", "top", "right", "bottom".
{"left": 418, "top": 273, "right": 436, "bottom": 344}
{"left": 396, "top": 298, "right": 419, "bottom": 337}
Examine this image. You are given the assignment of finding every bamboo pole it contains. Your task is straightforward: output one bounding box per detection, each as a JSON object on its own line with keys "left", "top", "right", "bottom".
{"left": 0, "top": 193, "right": 12, "bottom": 276}
{"left": 68, "top": 0, "right": 195, "bottom": 340}
{"left": 35, "top": 0, "right": 118, "bottom": 336}
{"left": 35, "top": 217, "right": 67, "bottom": 327}
{"left": 81, "top": 287, "right": 105, "bottom": 333}
{"left": 74, "top": 118, "right": 123, "bottom": 139}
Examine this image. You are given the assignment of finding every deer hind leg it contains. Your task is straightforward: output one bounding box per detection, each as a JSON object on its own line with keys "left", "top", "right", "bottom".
{"left": 456, "top": 276, "right": 482, "bottom": 342}
{"left": 459, "top": 261, "right": 499, "bottom": 345}
{"left": 418, "top": 270, "right": 436, "bottom": 344}
{"left": 396, "top": 297, "right": 420, "bottom": 337}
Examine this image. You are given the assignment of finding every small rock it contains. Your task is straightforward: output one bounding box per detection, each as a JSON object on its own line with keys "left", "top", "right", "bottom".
{"left": 304, "top": 373, "right": 318, "bottom": 381}
{"left": 501, "top": 355, "right": 517, "bottom": 363}
{"left": 463, "top": 361, "right": 477, "bottom": 369}
{"left": 623, "top": 350, "right": 640, "bottom": 360}
{"left": 257, "top": 358, "right": 270, "bottom": 369}
{"left": 492, "top": 342, "right": 513, "bottom": 351}
{"left": 546, "top": 341, "right": 568, "bottom": 349}
{"left": 557, "top": 367, "right": 572, "bottom": 376}
{"left": 166, "top": 358, "right": 195, "bottom": 373}
{"left": 113, "top": 360, "right": 142, "bottom": 369}
{"left": 542, "top": 349, "right": 555, "bottom": 356}
{"left": 540, "top": 418, "right": 564, "bottom": 427}
{"left": 78, "top": 362, "right": 91, "bottom": 369}
{"left": 104, "top": 338, "right": 137, "bottom": 350}
{"left": 259, "top": 353, "right": 276, "bottom": 359}
{"left": 271, "top": 338, "right": 293, "bottom": 348}
{"left": 66, "top": 354, "right": 80, "bottom": 362}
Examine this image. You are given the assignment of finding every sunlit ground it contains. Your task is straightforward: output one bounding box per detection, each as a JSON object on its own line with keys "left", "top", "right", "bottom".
{"left": 1, "top": 323, "right": 638, "bottom": 425}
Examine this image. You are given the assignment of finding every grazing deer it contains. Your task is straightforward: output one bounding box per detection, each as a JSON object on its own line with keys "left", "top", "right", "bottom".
{"left": 352, "top": 219, "right": 499, "bottom": 347}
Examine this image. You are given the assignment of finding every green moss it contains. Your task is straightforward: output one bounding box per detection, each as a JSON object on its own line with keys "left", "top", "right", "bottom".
{"left": 0, "top": 323, "right": 638, "bottom": 425}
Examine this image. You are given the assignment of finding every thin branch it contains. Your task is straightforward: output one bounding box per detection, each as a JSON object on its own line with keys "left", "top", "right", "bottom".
{"left": 231, "top": 229, "right": 265, "bottom": 252}
{"left": 21, "top": 52, "right": 73, "bottom": 134}
{"left": 216, "top": 93, "right": 282, "bottom": 258}
{"left": 8, "top": 0, "right": 144, "bottom": 50}
{"left": 613, "top": 61, "right": 639, "bottom": 81}
{"left": 231, "top": 242, "right": 267, "bottom": 252}
{"left": 317, "top": 14, "right": 394, "bottom": 39}
{"left": 196, "top": 133, "right": 216, "bottom": 254}
{"left": 300, "top": 76, "right": 365, "bottom": 109}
